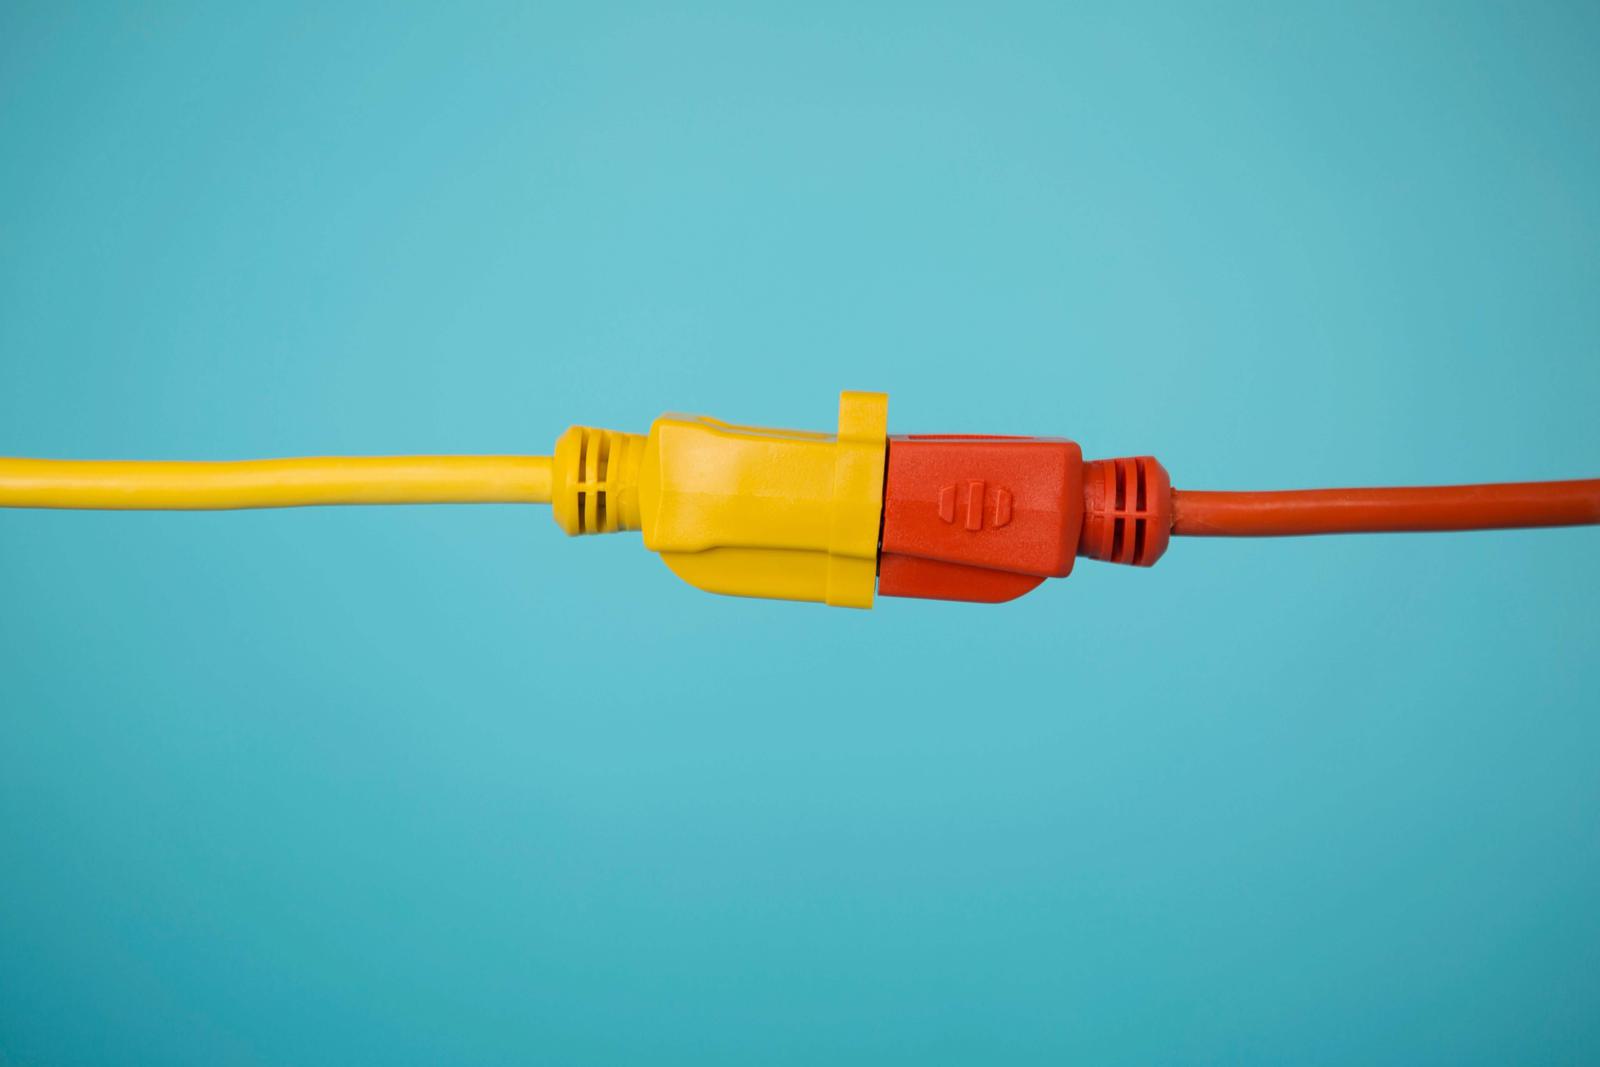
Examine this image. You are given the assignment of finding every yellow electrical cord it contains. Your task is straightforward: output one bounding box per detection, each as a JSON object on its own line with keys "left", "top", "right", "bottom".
{"left": 0, "top": 455, "right": 553, "bottom": 509}
{"left": 0, "top": 392, "right": 891, "bottom": 607}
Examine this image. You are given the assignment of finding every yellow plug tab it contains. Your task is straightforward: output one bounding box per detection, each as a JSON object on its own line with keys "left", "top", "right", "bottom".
{"left": 548, "top": 392, "right": 889, "bottom": 608}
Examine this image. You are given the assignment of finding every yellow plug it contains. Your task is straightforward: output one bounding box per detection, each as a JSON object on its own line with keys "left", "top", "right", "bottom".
{"left": 0, "top": 390, "right": 888, "bottom": 607}
{"left": 549, "top": 391, "right": 889, "bottom": 607}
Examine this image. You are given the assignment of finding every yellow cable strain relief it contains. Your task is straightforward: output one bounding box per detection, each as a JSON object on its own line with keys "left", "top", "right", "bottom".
{"left": 549, "top": 426, "right": 648, "bottom": 535}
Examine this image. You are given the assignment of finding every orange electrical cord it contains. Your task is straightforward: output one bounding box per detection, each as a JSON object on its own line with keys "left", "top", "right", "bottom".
{"left": 1170, "top": 478, "right": 1600, "bottom": 537}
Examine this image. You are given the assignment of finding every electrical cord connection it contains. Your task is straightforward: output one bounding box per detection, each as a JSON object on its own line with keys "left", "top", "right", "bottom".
{"left": 3, "top": 391, "right": 1595, "bottom": 606}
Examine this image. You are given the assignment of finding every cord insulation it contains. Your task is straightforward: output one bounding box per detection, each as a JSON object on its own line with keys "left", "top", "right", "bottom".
{"left": 0, "top": 456, "right": 554, "bottom": 510}
{"left": 1171, "top": 479, "right": 1600, "bottom": 536}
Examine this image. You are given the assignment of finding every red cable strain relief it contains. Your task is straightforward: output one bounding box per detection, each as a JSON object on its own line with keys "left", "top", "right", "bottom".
{"left": 1078, "top": 456, "right": 1172, "bottom": 567}
{"left": 878, "top": 437, "right": 1173, "bottom": 604}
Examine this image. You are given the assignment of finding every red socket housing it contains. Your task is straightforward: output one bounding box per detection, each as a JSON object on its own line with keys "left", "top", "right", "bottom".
{"left": 878, "top": 435, "right": 1172, "bottom": 603}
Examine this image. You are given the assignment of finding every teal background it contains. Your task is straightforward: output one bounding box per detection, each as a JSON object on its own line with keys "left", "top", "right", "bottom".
{"left": 2, "top": 3, "right": 1598, "bottom": 1063}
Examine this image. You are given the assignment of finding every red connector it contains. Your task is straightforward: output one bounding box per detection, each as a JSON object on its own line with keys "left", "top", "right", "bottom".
{"left": 879, "top": 435, "right": 1085, "bottom": 603}
{"left": 879, "top": 435, "right": 1600, "bottom": 604}
{"left": 878, "top": 435, "right": 1174, "bottom": 603}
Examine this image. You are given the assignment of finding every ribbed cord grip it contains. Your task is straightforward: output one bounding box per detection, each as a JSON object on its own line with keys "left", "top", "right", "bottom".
{"left": 550, "top": 426, "right": 647, "bottom": 535}
{"left": 1079, "top": 456, "right": 1172, "bottom": 567}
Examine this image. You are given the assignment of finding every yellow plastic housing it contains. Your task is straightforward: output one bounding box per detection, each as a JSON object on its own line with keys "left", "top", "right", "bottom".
{"left": 550, "top": 391, "right": 889, "bottom": 608}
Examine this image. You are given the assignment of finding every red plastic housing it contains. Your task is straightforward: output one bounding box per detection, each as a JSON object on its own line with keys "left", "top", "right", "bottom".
{"left": 879, "top": 435, "right": 1084, "bottom": 603}
{"left": 879, "top": 436, "right": 1174, "bottom": 603}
